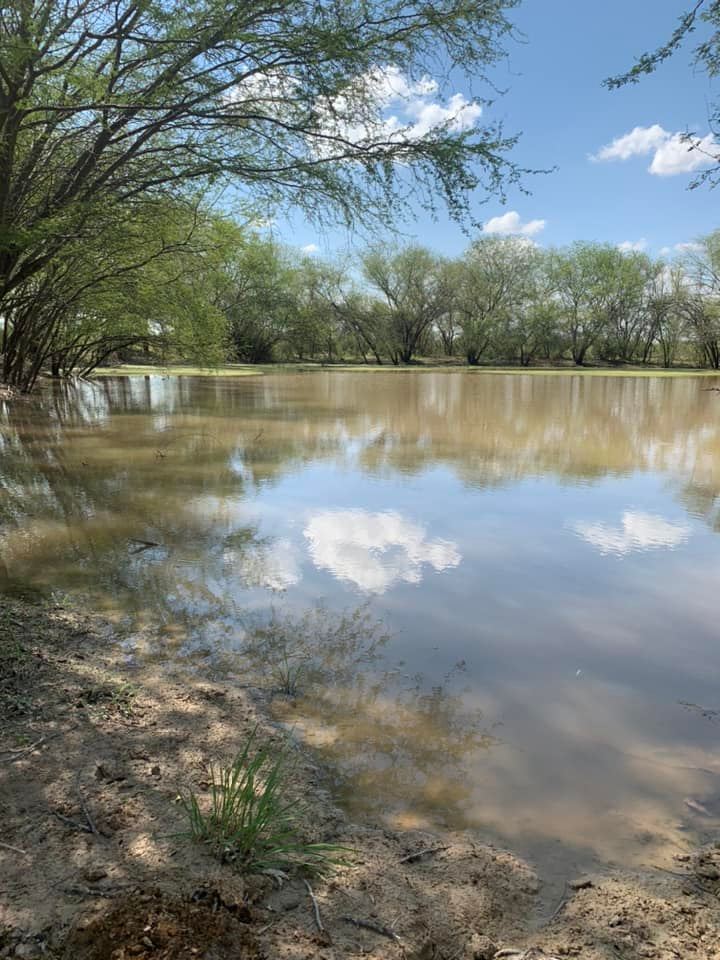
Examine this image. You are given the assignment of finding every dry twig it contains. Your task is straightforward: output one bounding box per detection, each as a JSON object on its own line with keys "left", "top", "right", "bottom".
{"left": 0, "top": 840, "right": 28, "bottom": 856}
{"left": 340, "top": 915, "right": 402, "bottom": 945}
{"left": 399, "top": 845, "right": 448, "bottom": 864}
{"left": 0, "top": 731, "right": 62, "bottom": 763}
{"left": 80, "top": 795, "right": 99, "bottom": 836}
{"left": 549, "top": 882, "right": 569, "bottom": 922}
{"left": 51, "top": 810, "right": 93, "bottom": 834}
{"left": 303, "top": 879, "right": 327, "bottom": 935}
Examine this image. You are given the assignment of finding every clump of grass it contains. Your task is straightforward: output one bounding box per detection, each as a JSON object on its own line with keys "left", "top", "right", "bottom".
{"left": 78, "top": 680, "right": 137, "bottom": 718}
{"left": 180, "top": 726, "right": 346, "bottom": 874}
{"left": 271, "top": 650, "right": 309, "bottom": 696}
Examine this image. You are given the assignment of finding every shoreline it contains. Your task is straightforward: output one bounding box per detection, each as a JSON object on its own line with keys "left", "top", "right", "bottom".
{"left": 87, "top": 363, "right": 720, "bottom": 379}
{"left": 1, "top": 597, "right": 720, "bottom": 959}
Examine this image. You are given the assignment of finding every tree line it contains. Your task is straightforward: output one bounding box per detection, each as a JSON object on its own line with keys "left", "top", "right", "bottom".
{"left": 219, "top": 230, "right": 720, "bottom": 370}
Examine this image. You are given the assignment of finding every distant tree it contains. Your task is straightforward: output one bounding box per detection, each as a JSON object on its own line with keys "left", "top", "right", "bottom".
{"left": 457, "top": 236, "right": 534, "bottom": 365}
{"left": 361, "top": 246, "right": 446, "bottom": 364}
{"left": 549, "top": 243, "right": 649, "bottom": 366}
{"left": 494, "top": 246, "right": 560, "bottom": 365}
{"left": 680, "top": 232, "right": 720, "bottom": 367}
{"left": 596, "top": 252, "right": 657, "bottom": 363}
{"left": 646, "top": 265, "right": 688, "bottom": 368}
{"left": 286, "top": 258, "right": 347, "bottom": 363}
{"left": 435, "top": 260, "right": 464, "bottom": 356}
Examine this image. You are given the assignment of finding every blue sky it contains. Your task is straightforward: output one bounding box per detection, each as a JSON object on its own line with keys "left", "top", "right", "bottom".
{"left": 271, "top": 0, "right": 719, "bottom": 259}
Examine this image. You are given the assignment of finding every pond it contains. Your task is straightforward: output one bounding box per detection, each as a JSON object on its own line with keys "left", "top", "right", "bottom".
{"left": 2, "top": 370, "right": 720, "bottom": 888}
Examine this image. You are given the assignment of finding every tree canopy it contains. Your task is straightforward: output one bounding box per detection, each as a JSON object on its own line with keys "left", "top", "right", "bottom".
{"left": 0, "top": 0, "right": 531, "bottom": 389}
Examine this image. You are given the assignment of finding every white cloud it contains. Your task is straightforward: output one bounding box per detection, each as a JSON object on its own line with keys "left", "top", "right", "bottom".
{"left": 301, "top": 243, "right": 319, "bottom": 255}
{"left": 618, "top": 239, "right": 648, "bottom": 252}
{"left": 573, "top": 511, "right": 690, "bottom": 557}
{"left": 659, "top": 241, "right": 704, "bottom": 258}
{"left": 482, "top": 211, "right": 546, "bottom": 237}
{"left": 316, "top": 65, "right": 482, "bottom": 149}
{"left": 592, "top": 124, "right": 717, "bottom": 176}
{"left": 227, "top": 65, "right": 482, "bottom": 160}
{"left": 304, "top": 509, "right": 460, "bottom": 593}
{"left": 651, "top": 133, "right": 716, "bottom": 175}
{"left": 594, "top": 124, "right": 668, "bottom": 162}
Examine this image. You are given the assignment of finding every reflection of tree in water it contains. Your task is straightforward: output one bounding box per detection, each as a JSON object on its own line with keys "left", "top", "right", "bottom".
{"left": 294, "top": 666, "right": 496, "bottom": 830}
{"left": 242, "top": 604, "right": 495, "bottom": 830}
{"left": 240, "top": 603, "right": 390, "bottom": 692}
{"left": 5, "top": 373, "right": 720, "bottom": 645}
{"left": 676, "top": 479, "right": 720, "bottom": 532}
{"left": 0, "top": 382, "right": 290, "bottom": 648}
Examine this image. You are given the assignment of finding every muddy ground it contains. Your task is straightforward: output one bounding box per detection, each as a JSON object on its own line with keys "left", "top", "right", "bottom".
{"left": 1, "top": 598, "right": 719, "bottom": 959}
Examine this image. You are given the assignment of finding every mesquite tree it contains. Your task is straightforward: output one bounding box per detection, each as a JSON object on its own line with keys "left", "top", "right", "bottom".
{"left": 0, "top": 0, "right": 525, "bottom": 389}
{"left": 362, "top": 246, "right": 448, "bottom": 364}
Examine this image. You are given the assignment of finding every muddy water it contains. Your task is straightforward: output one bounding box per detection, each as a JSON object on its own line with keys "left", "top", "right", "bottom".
{"left": 2, "top": 371, "right": 720, "bottom": 885}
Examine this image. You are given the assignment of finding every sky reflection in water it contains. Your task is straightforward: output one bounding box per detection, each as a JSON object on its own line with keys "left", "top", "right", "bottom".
{"left": 2, "top": 370, "right": 720, "bottom": 883}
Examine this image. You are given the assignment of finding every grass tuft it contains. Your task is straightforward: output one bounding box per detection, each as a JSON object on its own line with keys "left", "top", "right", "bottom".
{"left": 180, "top": 726, "right": 347, "bottom": 874}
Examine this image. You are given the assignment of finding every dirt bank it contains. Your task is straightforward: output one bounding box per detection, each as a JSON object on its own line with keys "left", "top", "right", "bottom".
{"left": 1, "top": 598, "right": 719, "bottom": 959}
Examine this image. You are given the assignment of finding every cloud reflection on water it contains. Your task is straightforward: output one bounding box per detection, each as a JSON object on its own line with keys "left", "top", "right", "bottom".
{"left": 573, "top": 510, "right": 691, "bottom": 556}
{"left": 304, "top": 508, "right": 461, "bottom": 593}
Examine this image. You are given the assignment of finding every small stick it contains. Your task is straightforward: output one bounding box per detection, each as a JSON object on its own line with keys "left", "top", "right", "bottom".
{"left": 0, "top": 840, "right": 27, "bottom": 856}
{"left": 549, "top": 882, "right": 569, "bottom": 922}
{"left": 303, "top": 879, "right": 326, "bottom": 935}
{"left": 80, "top": 795, "right": 99, "bottom": 836}
{"left": 65, "top": 883, "right": 129, "bottom": 899}
{"left": 51, "top": 810, "right": 93, "bottom": 834}
{"left": 339, "top": 915, "right": 402, "bottom": 945}
{"left": 399, "top": 844, "right": 448, "bottom": 864}
{"left": 0, "top": 731, "right": 62, "bottom": 763}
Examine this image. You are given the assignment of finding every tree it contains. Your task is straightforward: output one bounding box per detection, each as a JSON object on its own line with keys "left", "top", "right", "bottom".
{"left": 596, "top": 252, "right": 657, "bottom": 363}
{"left": 680, "top": 232, "right": 720, "bottom": 367}
{"left": 361, "top": 246, "right": 446, "bottom": 364}
{"left": 456, "top": 236, "right": 533, "bottom": 365}
{"left": 0, "top": 0, "right": 527, "bottom": 388}
{"left": 334, "top": 291, "right": 391, "bottom": 365}
{"left": 223, "top": 238, "right": 299, "bottom": 364}
{"left": 1, "top": 199, "right": 232, "bottom": 389}
{"left": 491, "top": 245, "right": 560, "bottom": 366}
{"left": 285, "top": 258, "right": 347, "bottom": 363}
{"left": 435, "top": 260, "right": 464, "bottom": 356}
{"left": 550, "top": 243, "right": 649, "bottom": 366}
{"left": 645, "top": 265, "right": 687, "bottom": 368}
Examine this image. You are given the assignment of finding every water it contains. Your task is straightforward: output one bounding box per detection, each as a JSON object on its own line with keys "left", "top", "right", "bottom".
{"left": 2, "top": 371, "right": 720, "bottom": 886}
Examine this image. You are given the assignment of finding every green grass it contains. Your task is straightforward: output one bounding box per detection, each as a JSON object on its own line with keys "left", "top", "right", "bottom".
{"left": 325, "top": 363, "right": 720, "bottom": 377}
{"left": 463, "top": 366, "right": 720, "bottom": 378}
{"left": 78, "top": 680, "right": 138, "bottom": 718}
{"left": 180, "top": 727, "right": 347, "bottom": 874}
{"left": 92, "top": 363, "right": 263, "bottom": 377}
{"left": 93, "top": 361, "right": 720, "bottom": 379}
{"left": 270, "top": 650, "right": 310, "bottom": 697}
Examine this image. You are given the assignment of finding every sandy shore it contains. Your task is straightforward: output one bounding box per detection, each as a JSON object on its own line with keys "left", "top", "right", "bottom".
{"left": 1, "top": 597, "right": 719, "bottom": 959}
